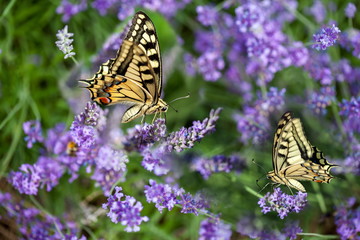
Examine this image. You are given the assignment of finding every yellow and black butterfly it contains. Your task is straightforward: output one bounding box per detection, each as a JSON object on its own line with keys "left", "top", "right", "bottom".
{"left": 267, "top": 112, "right": 337, "bottom": 192}
{"left": 80, "top": 11, "right": 167, "bottom": 123}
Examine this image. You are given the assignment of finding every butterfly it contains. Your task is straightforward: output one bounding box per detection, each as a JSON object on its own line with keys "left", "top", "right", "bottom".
{"left": 267, "top": 112, "right": 337, "bottom": 192}
{"left": 80, "top": 11, "right": 167, "bottom": 123}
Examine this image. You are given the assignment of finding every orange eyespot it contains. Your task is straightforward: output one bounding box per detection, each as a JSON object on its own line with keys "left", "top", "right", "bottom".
{"left": 99, "top": 97, "right": 111, "bottom": 105}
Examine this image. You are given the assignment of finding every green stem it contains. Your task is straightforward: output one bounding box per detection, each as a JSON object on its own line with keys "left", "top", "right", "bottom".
{"left": 348, "top": 17, "right": 353, "bottom": 29}
{"left": 71, "top": 56, "right": 79, "bottom": 65}
{"left": 0, "top": 0, "right": 16, "bottom": 21}
{"left": 281, "top": 1, "right": 316, "bottom": 32}
{"left": 0, "top": 100, "right": 27, "bottom": 176}
{"left": 245, "top": 186, "right": 263, "bottom": 198}
{"left": 30, "top": 96, "right": 41, "bottom": 121}
{"left": 298, "top": 232, "right": 339, "bottom": 239}
{"left": 82, "top": 225, "right": 98, "bottom": 240}
{"left": 29, "top": 196, "right": 65, "bottom": 239}
{"left": 0, "top": 101, "right": 22, "bottom": 131}
{"left": 259, "top": 80, "right": 267, "bottom": 98}
{"left": 331, "top": 100, "right": 346, "bottom": 137}
{"left": 311, "top": 182, "right": 327, "bottom": 213}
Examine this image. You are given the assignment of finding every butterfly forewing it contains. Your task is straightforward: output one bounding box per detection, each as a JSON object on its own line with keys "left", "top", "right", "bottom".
{"left": 124, "top": 11, "right": 162, "bottom": 101}
{"left": 80, "top": 11, "right": 167, "bottom": 123}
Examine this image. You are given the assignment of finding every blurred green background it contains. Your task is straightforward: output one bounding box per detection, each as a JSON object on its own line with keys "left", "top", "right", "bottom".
{"left": 1, "top": 0, "right": 359, "bottom": 239}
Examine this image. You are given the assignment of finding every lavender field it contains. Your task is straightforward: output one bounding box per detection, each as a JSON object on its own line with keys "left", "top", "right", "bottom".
{"left": 0, "top": 0, "right": 359, "bottom": 239}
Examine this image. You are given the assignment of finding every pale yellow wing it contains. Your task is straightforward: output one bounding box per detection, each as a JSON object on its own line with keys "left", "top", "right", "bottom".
{"left": 80, "top": 11, "right": 162, "bottom": 107}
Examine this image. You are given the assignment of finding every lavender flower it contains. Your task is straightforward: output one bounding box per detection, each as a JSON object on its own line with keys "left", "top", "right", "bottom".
{"left": 141, "top": 146, "right": 171, "bottom": 175}
{"left": 234, "top": 88, "right": 285, "bottom": 144}
{"left": 197, "top": 51, "right": 225, "bottom": 81}
{"left": 92, "top": 0, "right": 116, "bottom": 15}
{"left": 144, "top": 179, "right": 184, "bottom": 212}
{"left": 283, "top": 221, "right": 302, "bottom": 240}
{"left": 70, "top": 102, "right": 107, "bottom": 149}
{"left": 184, "top": 53, "right": 197, "bottom": 76}
{"left": 55, "top": 25, "right": 76, "bottom": 59}
{"left": 95, "top": 145, "right": 128, "bottom": 172}
{"left": 23, "top": 120, "right": 43, "bottom": 148}
{"left": 8, "top": 164, "right": 41, "bottom": 195}
{"left": 123, "top": 118, "right": 166, "bottom": 152}
{"left": 199, "top": 218, "right": 232, "bottom": 240}
{"left": 196, "top": 5, "right": 218, "bottom": 27}
{"left": 0, "top": 192, "right": 84, "bottom": 239}
{"left": 144, "top": 180, "right": 209, "bottom": 216}
{"left": 237, "top": 216, "right": 301, "bottom": 239}
{"left": 117, "top": 1, "right": 136, "bottom": 20}
{"left": 233, "top": 107, "right": 269, "bottom": 144}
{"left": 308, "top": 0, "right": 326, "bottom": 23}
{"left": 288, "top": 42, "right": 309, "bottom": 67}
{"left": 192, "top": 155, "right": 244, "bottom": 179}
{"left": 235, "top": 3, "right": 261, "bottom": 33}
{"left": 339, "top": 97, "right": 360, "bottom": 134}
{"left": 91, "top": 168, "right": 126, "bottom": 196}
{"left": 308, "top": 86, "right": 335, "bottom": 115}
{"left": 56, "top": 0, "right": 87, "bottom": 22}
{"left": 345, "top": 3, "right": 357, "bottom": 18}
{"left": 255, "top": 87, "right": 286, "bottom": 113}
{"left": 166, "top": 108, "right": 222, "bottom": 152}
{"left": 178, "top": 192, "right": 209, "bottom": 215}
{"left": 103, "top": 186, "right": 149, "bottom": 232}
{"left": 258, "top": 188, "right": 307, "bottom": 219}
{"left": 335, "top": 198, "right": 360, "bottom": 240}
{"left": 312, "top": 24, "right": 341, "bottom": 51}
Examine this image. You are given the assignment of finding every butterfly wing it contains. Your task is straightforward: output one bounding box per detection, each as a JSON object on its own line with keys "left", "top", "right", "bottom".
{"left": 80, "top": 11, "right": 163, "bottom": 122}
{"left": 124, "top": 11, "right": 162, "bottom": 101}
{"left": 270, "top": 112, "right": 336, "bottom": 192}
{"left": 272, "top": 112, "right": 306, "bottom": 173}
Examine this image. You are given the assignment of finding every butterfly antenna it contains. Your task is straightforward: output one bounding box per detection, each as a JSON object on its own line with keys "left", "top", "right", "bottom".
{"left": 168, "top": 92, "right": 190, "bottom": 104}
{"left": 252, "top": 159, "right": 267, "bottom": 174}
{"left": 257, "top": 182, "right": 270, "bottom": 194}
{"left": 168, "top": 104, "right": 178, "bottom": 113}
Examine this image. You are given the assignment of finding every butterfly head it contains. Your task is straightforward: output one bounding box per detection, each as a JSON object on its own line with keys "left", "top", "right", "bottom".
{"left": 157, "top": 98, "right": 168, "bottom": 112}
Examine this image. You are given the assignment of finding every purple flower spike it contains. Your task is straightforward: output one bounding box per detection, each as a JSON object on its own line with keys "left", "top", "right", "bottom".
{"left": 92, "top": 0, "right": 116, "bottom": 15}
{"left": 103, "top": 186, "right": 149, "bottom": 232}
{"left": 312, "top": 24, "right": 341, "bottom": 51}
{"left": 144, "top": 179, "right": 184, "bottom": 213}
{"left": 8, "top": 164, "right": 41, "bottom": 195}
{"left": 196, "top": 5, "right": 218, "bottom": 27}
{"left": 198, "top": 51, "right": 225, "bottom": 81}
{"left": 335, "top": 198, "right": 360, "bottom": 240}
{"left": 199, "top": 218, "right": 232, "bottom": 240}
{"left": 179, "top": 193, "right": 209, "bottom": 216}
{"left": 192, "top": 155, "right": 243, "bottom": 179}
{"left": 166, "top": 108, "right": 222, "bottom": 152}
{"left": 235, "top": 3, "right": 261, "bottom": 33}
{"left": 56, "top": 0, "right": 87, "bottom": 22}
{"left": 283, "top": 221, "right": 303, "bottom": 240}
{"left": 144, "top": 180, "right": 209, "bottom": 216}
{"left": 123, "top": 118, "right": 166, "bottom": 152}
{"left": 339, "top": 97, "right": 360, "bottom": 134}
{"left": 258, "top": 188, "right": 307, "bottom": 219}
{"left": 345, "top": 3, "right": 357, "bottom": 18}
{"left": 70, "top": 102, "right": 107, "bottom": 149}
{"left": 308, "top": 86, "right": 335, "bottom": 115}
{"left": 23, "top": 120, "right": 43, "bottom": 148}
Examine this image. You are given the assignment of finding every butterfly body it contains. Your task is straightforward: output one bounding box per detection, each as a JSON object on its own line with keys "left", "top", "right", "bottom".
{"left": 267, "top": 112, "right": 337, "bottom": 192}
{"left": 81, "top": 12, "right": 167, "bottom": 123}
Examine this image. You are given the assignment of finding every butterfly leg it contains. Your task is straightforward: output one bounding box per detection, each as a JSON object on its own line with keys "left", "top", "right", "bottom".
{"left": 151, "top": 111, "right": 158, "bottom": 124}
{"left": 141, "top": 115, "right": 146, "bottom": 125}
